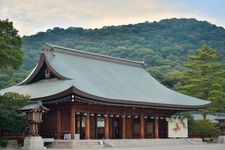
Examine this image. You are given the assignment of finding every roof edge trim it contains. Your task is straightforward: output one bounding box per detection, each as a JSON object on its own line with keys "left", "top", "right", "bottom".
{"left": 19, "top": 53, "right": 69, "bottom": 85}
{"left": 31, "top": 86, "right": 210, "bottom": 110}
{"left": 46, "top": 43, "right": 146, "bottom": 68}
{"left": 70, "top": 86, "right": 210, "bottom": 110}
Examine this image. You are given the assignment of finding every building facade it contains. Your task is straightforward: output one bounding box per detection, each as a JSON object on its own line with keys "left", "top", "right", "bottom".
{"left": 0, "top": 44, "right": 210, "bottom": 139}
{"left": 216, "top": 113, "right": 225, "bottom": 135}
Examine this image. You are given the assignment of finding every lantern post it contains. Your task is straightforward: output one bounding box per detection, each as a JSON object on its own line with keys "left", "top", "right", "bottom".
{"left": 20, "top": 101, "right": 49, "bottom": 150}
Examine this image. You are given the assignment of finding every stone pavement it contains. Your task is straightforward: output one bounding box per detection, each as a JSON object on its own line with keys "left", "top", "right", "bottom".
{"left": 1, "top": 143, "right": 225, "bottom": 150}
{"left": 49, "top": 144, "right": 225, "bottom": 150}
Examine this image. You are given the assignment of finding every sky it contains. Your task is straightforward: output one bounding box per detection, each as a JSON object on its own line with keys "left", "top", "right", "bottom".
{"left": 0, "top": 0, "right": 225, "bottom": 36}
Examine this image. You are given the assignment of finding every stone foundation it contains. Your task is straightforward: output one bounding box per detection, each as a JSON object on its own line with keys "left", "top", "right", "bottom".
{"left": 22, "top": 136, "right": 46, "bottom": 150}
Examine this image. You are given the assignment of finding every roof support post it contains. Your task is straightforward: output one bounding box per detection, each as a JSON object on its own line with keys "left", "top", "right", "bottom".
{"left": 140, "top": 111, "right": 145, "bottom": 138}
{"left": 56, "top": 107, "right": 61, "bottom": 139}
{"left": 154, "top": 117, "right": 159, "bottom": 138}
{"left": 85, "top": 111, "right": 90, "bottom": 139}
{"left": 104, "top": 114, "right": 109, "bottom": 139}
{"left": 71, "top": 105, "right": 75, "bottom": 139}
{"left": 122, "top": 116, "right": 126, "bottom": 139}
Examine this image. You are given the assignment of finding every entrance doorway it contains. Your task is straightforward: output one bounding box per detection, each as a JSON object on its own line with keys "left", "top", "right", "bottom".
{"left": 145, "top": 118, "right": 154, "bottom": 138}
{"left": 112, "top": 117, "right": 121, "bottom": 139}
{"left": 97, "top": 116, "right": 105, "bottom": 139}
{"left": 89, "top": 115, "right": 105, "bottom": 139}
{"left": 132, "top": 117, "right": 140, "bottom": 138}
{"left": 75, "top": 113, "right": 86, "bottom": 139}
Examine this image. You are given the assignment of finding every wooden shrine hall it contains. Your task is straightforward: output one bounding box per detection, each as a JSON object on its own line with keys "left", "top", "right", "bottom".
{"left": 0, "top": 44, "right": 210, "bottom": 140}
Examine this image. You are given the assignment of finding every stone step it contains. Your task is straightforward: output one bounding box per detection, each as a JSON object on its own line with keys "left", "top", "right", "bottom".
{"left": 49, "top": 140, "right": 104, "bottom": 149}
{"left": 49, "top": 138, "right": 204, "bottom": 149}
{"left": 102, "top": 138, "right": 204, "bottom": 148}
{"left": 73, "top": 140, "right": 104, "bottom": 149}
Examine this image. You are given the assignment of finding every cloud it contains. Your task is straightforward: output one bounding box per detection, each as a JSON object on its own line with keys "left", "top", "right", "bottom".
{"left": 0, "top": 0, "right": 224, "bottom": 36}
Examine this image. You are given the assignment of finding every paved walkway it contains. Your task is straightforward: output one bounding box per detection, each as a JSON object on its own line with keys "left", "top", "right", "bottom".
{"left": 48, "top": 144, "right": 225, "bottom": 150}
{"left": 108, "top": 144, "right": 225, "bottom": 150}
{"left": 2, "top": 143, "right": 224, "bottom": 150}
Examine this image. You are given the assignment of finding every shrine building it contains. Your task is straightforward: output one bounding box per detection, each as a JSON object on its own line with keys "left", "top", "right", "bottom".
{"left": 0, "top": 44, "right": 210, "bottom": 140}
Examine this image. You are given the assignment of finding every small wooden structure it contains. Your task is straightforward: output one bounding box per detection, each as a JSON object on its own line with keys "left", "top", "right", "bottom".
{"left": 216, "top": 113, "right": 225, "bottom": 135}
{"left": 0, "top": 44, "right": 210, "bottom": 139}
{"left": 20, "top": 101, "right": 49, "bottom": 136}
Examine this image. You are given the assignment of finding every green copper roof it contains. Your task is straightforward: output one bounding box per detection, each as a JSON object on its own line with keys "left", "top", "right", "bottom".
{"left": 0, "top": 44, "right": 210, "bottom": 109}
{"left": 0, "top": 79, "right": 73, "bottom": 98}
{"left": 20, "top": 101, "right": 49, "bottom": 111}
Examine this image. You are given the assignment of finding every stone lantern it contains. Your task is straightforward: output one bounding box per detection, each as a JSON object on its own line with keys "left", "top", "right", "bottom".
{"left": 21, "top": 101, "right": 49, "bottom": 150}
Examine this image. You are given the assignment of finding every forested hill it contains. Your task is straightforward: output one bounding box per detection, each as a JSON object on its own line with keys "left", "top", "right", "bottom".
{"left": 22, "top": 18, "right": 225, "bottom": 73}
{"left": 1, "top": 18, "right": 225, "bottom": 88}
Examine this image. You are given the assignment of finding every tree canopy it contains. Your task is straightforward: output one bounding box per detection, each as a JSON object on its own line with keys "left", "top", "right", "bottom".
{"left": 175, "top": 45, "right": 225, "bottom": 113}
{"left": 0, "top": 93, "right": 29, "bottom": 134}
{"left": 22, "top": 18, "right": 225, "bottom": 73}
{"left": 0, "top": 19, "right": 23, "bottom": 73}
{"left": 188, "top": 118, "right": 219, "bottom": 139}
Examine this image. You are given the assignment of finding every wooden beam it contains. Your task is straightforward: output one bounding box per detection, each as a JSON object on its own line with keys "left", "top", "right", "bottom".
{"left": 56, "top": 108, "right": 61, "bottom": 139}
{"left": 140, "top": 112, "right": 145, "bottom": 138}
{"left": 104, "top": 115, "right": 109, "bottom": 139}
{"left": 154, "top": 117, "right": 159, "bottom": 138}
{"left": 71, "top": 105, "right": 75, "bottom": 139}
{"left": 85, "top": 111, "right": 90, "bottom": 139}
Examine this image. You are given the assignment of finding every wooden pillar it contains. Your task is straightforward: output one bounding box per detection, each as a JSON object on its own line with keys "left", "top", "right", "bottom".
{"left": 140, "top": 112, "right": 145, "bottom": 138}
{"left": 154, "top": 117, "right": 159, "bottom": 138}
{"left": 71, "top": 105, "right": 75, "bottom": 139}
{"left": 104, "top": 115, "right": 109, "bottom": 139}
{"left": 35, "top": 123, "right": 39, "bottom": 134}
{"left": 122, "top": 116, "right": 126, "bottom": 139}
{"left": 56, "top": 108, "right": 61, "bottom": 139}
{"left": 85, "top": 111, "right": 90, "bottom": 139}
{"left": 95, "top": 116, "right": 98, "bottom": 138}
{"left": 109, "top": 117, "right": 112, "bottom": 139}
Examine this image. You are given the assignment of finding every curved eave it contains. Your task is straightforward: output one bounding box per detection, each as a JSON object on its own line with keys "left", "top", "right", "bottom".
{"left": 33, "top": 86, "right": 210, "bottom": 111}
{"left": 20, "top": 53, "right": 69, "bottom": 85}
{"left": 71, "top": 86, "right": 210, "bottom": 110}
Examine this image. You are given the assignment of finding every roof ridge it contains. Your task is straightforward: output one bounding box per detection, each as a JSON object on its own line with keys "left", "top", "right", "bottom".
{"left": 45, "top": 43, "right": 145, "bottom": 68}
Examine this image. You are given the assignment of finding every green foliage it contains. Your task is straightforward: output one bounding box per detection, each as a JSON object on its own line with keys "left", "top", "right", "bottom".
{"left": 0, "top": 19, "right": 23, "bottom": 73}
{"left": 188, "top": 119, "right": 219, "bottom": 139}
{"left": 0, "top": 139, "right": 8, "bottom": 148}
{"left": 0, "top": 93, "right": 29, "bottom": 134}
{"left": 0, "top": 69, "right": 29, "bottom": 89}
{"left": 148, "top": 68, "right": 181, "bottom": 89}
{"left": 176, "top": 45, "right": 225, "bottom": 113}
{"left": 21, "top": 18, "right": 225, "bottom": 72}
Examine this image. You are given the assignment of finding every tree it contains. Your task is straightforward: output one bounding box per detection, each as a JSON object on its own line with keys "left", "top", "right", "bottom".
{"left": 0, "top": 93, "right": 29, "bottom": 135}
{"left": 188, "top": 118, "right": 219, "bottom": 139}
{"left": 175, "top": 45, "right": 225, "bottom": 114}
{"left": 148, "top": 68, "right": 181, "bottom": 89}
{"left": 0, "top": 19, "right": 23, "bottom": 73}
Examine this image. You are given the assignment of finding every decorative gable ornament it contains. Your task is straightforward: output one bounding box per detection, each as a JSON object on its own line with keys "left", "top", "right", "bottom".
{"left": 44, "top": 68, "right": 51, "bottom": 79}
{"left": 42, "top": 45, "right": 54, "bottom": 52}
